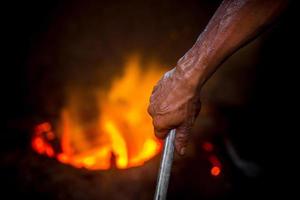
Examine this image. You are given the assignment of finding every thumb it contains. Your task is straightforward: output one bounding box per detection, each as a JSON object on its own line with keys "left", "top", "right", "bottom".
{"left": 175, "top": 121, "right": 192, "bottom": 155}
{"left": 174, "top": 99, "right": 201, "bottom": 155}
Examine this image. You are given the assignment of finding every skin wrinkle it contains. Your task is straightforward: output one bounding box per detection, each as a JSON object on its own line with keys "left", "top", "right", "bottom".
{"left": 148, "top": 0, "right": 288, "bottom": 155}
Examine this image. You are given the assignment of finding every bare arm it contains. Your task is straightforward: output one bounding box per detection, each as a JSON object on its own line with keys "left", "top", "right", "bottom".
{"left": 148, "top": 0, "right": 288, "bottom": 155}
{"left": 178, "top": 0, "right": 288, "bottom": 88}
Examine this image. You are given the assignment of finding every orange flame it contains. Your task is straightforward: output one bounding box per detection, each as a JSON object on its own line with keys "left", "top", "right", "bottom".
{"left": 31, "top": 55, "right": 164, "bottom": 170}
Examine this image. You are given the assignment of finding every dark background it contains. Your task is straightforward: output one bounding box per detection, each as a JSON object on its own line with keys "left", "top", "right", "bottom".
{"left": 1, "top": 0, "right": 299, "bottom": 199}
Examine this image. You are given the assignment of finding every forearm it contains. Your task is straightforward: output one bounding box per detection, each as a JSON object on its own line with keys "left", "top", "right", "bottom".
{"left": 177, "top": 0, "right": 288, "bottom": 90}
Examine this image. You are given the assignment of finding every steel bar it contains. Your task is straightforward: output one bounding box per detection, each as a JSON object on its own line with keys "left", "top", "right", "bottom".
{"left": 154, "top": 129, "right": 176, "bottom": 200}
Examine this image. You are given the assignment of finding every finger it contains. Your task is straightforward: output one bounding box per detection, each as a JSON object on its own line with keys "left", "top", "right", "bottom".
{"left": 152, "top": 117, "right": 170, "bottom": 139}
{"left": 151, "top": 83, "right": 161, "bottom": 94}
{"left": 175, "top": 122, "right": 191, "bottom": 155}
{"left": 154, "top": 127, "right": 169, "bottom": 139}
{"left": 151, "top": 112, "right": 174, "bottom": 139}
{"left": 147, "top": 104, "right": 155, "bottom": 117}
{"left": 173, "top": 100, "right": 200, "bottom": 155}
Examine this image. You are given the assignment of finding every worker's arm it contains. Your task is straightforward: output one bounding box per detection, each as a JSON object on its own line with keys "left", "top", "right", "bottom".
{"left": 148, "top": 0, "right": 288, "bottom": 155}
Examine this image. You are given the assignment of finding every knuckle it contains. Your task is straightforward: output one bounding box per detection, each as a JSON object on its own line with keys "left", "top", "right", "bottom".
{"left": 154, "top": 130, "right": 165, "bottom": 139}
{"left": 147, "top": 105, "right": 154, "bottom": 116}
{"left": 176, "top": 132, "right": 188, "bottom": 143}
{"left": 152, "top": 117, "right": 163, "bottom": 130}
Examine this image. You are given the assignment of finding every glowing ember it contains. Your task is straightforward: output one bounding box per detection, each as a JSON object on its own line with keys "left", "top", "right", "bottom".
{"left": 202, "top": 142, "right": 214, "bottom": 152}
{"left": 211, "top": 166, "right": 221, "bottom": 176}
{"left": 31, "top": 55, "right": 164, "bottom": 170}
{"left": 209, "top": 155, "right": 222, "bottom": 177}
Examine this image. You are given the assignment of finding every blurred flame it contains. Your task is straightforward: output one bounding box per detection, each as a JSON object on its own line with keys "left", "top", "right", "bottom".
{"left": 31, "top": 55, "right": 164, "bottom": 170}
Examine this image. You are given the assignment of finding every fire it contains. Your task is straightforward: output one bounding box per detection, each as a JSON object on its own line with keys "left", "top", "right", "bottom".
{"left": 31, "top": 55, "right": 164, "bottom": 170}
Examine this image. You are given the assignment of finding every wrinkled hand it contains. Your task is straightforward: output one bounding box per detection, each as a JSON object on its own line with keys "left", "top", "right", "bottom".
{"left": 148, "top": 67, "right": 201, "bottom": 155}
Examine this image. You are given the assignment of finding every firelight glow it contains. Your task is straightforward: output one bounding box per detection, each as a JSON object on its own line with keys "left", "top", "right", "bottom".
{"left": 31, "top": 55, "right": 164, "bottom": 170}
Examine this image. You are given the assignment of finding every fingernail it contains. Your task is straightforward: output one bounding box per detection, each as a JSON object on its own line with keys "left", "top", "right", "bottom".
{"left": 180, "top": 147, "right": 186, "bottom": 155}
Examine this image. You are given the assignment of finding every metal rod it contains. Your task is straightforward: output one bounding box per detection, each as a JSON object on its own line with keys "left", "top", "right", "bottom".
{"left": 154, "top": 129, "right": 176, "bottom": 200}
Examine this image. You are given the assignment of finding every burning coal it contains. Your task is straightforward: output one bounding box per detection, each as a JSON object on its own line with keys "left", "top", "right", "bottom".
{"left": 32, "top": 55, "right": 164, "bottom": 170}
